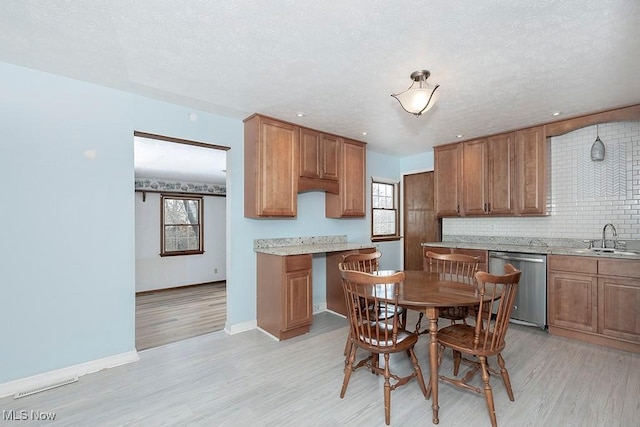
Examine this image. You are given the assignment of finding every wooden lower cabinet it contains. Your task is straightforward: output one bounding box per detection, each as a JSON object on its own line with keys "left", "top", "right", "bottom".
{"left": 547, "top": 255, "right": 598, "bottom": 333}
{"left": 548, "top": 255, "right": 640, "bottom": 352}
{"left": 598, "top": 263, "right": 640, "bottom": 344}
{"left": 326, "top": 248, "right": 376, "bottom": 316}
{"left": 257, "top": 253, "right": 312, "bottom": 340}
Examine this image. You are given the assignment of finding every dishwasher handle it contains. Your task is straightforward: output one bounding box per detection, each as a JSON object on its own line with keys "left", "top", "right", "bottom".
{"left": 489, "top": 254, "right": 545, "bottom": 263}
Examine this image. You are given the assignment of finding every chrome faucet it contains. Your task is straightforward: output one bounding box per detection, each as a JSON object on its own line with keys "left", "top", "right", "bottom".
{"left": 602, "top": 223, "right": 618, "bottom": 249}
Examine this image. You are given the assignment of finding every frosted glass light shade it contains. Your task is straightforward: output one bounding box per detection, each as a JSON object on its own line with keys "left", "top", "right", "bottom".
{"left": 391, "top": 70, "right": 440, "bottom": 117}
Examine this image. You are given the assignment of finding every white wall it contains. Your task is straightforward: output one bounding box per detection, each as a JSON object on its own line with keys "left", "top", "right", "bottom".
{"left": 135, "top": 192, "right": 226, "bottom": 292}
{"left": 443, "top": 121, "right": 640, "bottom": 241}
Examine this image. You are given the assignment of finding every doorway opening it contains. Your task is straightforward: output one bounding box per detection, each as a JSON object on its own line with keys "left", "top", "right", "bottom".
{"left": 133, "top": 131, "right": 229, "bottom": 350}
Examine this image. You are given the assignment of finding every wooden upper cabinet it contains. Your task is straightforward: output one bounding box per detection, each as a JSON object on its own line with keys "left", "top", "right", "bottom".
{"left": 515, "top": 126, "right": 546, "bottom": 215}
{"left": 487, "top": 132, "right": 515, "bottom": 215}
{"left": 244, "top": 114, "right": 298, "bottom": 218}
{"left": 461, "top": 134, "right": 514, "bottom": 216}
{"left": 320, "top": 134, "right": 340, "bottom": 181}
{"left": 298, "top": 128, "right": 339, "bottom": 194}
{"left": 461, "top": 138, "right": 487, "bottom": 215}
{"left": 326, "top": 139, "right": 366, "bottom": 217}
{"left": 434, "top": 144, "right": 461, "bottom": 217}
{"left": 436, "top": 126, "right": 543, "bottom": 218}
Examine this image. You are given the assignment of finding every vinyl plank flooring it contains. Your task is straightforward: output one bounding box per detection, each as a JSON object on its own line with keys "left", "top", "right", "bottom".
{"left": 3, "top": 311, "right": 639, "bottom": 426}
{"left": 135, "top": 282, "right": 226, "bottom": 350}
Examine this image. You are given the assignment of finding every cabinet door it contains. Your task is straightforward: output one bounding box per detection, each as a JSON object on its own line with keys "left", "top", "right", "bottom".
{"left": 434, "top": 144, "right": 461, "bottom": 217}
{"left": 320, "top": 134, "right": 340, "bottom": 181}
{"left": 326, "top": 139, "right": 366, "bottom": 217}
{"left": 548, "top": 272, "right": 598, "bottom": 333}
{"left": 284, "top": 268, "right": 312, "bottom": 329}
{"left": 487, "top": 132, "right": 515, "bottom": 215}
{"left": 598, "top": 276, "right": 640, "bottom": 343}
{"left": 299, "top": 128, "right": 321, "bottom": 179}
{"left": 515, "top": 126, "right": 546, "bottom": 215}
{"left": 461, "top": 139, "right": 487, "bottom": 215}
{"left": 244, "top": 115, "right": 298, "bottom": 217}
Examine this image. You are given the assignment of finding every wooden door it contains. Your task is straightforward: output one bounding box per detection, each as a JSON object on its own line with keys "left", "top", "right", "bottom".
{"left": 403, "top": 172, "right": 440, "bottom": 270}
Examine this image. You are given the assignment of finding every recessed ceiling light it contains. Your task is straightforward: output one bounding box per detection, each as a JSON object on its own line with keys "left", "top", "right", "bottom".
{"left": 361, "top": 132, "right": 367, "bottom": 136}
{"left": 456, "top": 134, "right": 463, "bottom": 138}
{"left": 296, "top": 112, "right": 305, "bottom": 118}
{"left": 551, "top": 111, "right": 562, "bottom": 116}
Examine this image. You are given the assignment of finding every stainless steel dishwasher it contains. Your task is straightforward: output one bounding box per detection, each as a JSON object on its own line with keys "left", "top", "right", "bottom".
{"left": 488, "top": 251, "right": 547, "bottom": 329}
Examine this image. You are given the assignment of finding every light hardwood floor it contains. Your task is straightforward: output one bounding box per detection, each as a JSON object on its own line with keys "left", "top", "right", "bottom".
{"left": 135, "top": 282, "right": 226, "bottom": 350}
{"left": 3, "top": 310, "right": 638, "bottom": 426}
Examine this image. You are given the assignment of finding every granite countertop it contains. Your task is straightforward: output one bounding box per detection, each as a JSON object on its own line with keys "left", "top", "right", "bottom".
{"left": 422, "top": 240, "right": 640, "bottom": 260}
{"left": 254, "top": 235, "right": 375, "bottom": 256}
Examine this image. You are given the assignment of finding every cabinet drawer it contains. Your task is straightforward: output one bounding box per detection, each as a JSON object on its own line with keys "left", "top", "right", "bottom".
{"left": 286, "top": 254, "right": 312, "bottom": 271}
{"left": 548, "top": 255, "right": 597, "bottom": 274}
{"left": 598, "top": 258, "right": 640, "bottom": 279}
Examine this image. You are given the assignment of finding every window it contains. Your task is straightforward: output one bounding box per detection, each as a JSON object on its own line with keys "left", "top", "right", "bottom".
{"left": 371, "top": 178, "right": 400, "bottom": 241}
{"left": 161, "top": 195, "right": 204, "bottom": 256}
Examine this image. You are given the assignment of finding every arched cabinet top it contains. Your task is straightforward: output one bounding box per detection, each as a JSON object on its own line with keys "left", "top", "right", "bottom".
{"left": 545, "top": 104, "right": 640, "bottom": 137}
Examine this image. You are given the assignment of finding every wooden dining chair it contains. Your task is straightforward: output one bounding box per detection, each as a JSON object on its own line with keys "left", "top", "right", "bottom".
{"left": 339, "top": 268, "right": 428, "bottom": 426}
{"left": 436, "top": 264, "right": 522, "bottom": 427}
{"left": 340, "top": 251, "right": 406, "bottom": 356}
{"left": 416, "top": 251, "right": 480, "bottom": 332}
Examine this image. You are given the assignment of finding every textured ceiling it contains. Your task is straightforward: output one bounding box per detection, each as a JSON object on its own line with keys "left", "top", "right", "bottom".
{"left": 2, "top": 0, "right": 640, "bottom": 164}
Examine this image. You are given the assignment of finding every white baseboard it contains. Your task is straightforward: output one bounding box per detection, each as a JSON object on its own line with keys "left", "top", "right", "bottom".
{"left": 0, "top": 350, "right": 139, "bottom": 399}
{"left": 224, "top": 320, "right": 257, "bottom": 335}
{"left": 224, "top": 304, "right": 330, "bottom": 336}
{"left": 312, "top": 302, "right": 327, "bottom": 314}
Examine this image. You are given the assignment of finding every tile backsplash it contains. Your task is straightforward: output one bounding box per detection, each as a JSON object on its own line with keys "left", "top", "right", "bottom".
{"left": 443, "top": 121, "right": 640, "bottom": 241}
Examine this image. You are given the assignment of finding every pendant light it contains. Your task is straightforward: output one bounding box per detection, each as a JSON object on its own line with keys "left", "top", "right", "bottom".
{"left": 391, "top": 70, "right": 440, "bottom": 117}
{"left": 590, "top": 124, "right": 605, "bottom": 162}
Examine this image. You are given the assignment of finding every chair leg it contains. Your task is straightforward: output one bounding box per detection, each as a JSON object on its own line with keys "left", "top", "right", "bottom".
{"left": 497, "top": 353, "right": 515, "bottom": 401}
{"left": 453, "top": 350, "right": 462, "bottom": 376}
{"left": 383, "top": 353, "right": 391, "bottom": 425}
{"left": 408, "top": 347, "right": 428, "bottom": 398}
{"left": 343, "top": 331, "right": 352, "bottom": 357}
{"left": 479, "top": 356, "right": 497, "bottom": 427}
{"left": 415, "top": 312, "right": 424, "bottom": 334}
{"left": 340, "top": 343, "right": 358, "bottom": 398}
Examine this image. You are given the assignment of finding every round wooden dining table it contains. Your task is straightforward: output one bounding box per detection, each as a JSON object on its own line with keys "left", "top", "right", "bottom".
{"left": 374, "top": 270, "right": 488, "bottom": 425}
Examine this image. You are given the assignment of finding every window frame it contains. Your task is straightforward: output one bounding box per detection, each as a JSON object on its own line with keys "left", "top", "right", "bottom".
{"left": 371, "top": 177, "right": 401, "bottom": 242}
{"left": 160, "top": 194, "right": 205, "bottom": 256}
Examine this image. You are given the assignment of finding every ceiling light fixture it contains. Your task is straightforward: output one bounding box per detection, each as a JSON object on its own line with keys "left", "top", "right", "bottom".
{"left": 391, "top": 70, "right": 440, "bottom": 117}
{"left": 590, "top": 124, "right": 605, "bottom": 161}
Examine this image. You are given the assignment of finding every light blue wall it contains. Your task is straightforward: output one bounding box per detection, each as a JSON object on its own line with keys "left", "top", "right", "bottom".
{"left": 0, "top": 61, "right": 407, "bottom": 384}
{"left": 1, "top": 63, "right": 135, "bottom": 383}
{"left": 401, "top": 151, "right": 434, "bottom": 174}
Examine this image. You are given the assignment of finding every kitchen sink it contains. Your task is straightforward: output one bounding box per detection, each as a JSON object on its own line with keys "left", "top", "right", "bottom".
{"left": 567, "top": 248, "right": 640, "bottom": 256}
